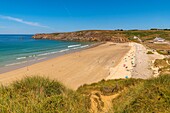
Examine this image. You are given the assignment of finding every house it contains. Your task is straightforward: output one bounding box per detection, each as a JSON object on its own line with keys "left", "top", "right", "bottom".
{"left": 153, "top": 37, "right": 165, "bottom": 42}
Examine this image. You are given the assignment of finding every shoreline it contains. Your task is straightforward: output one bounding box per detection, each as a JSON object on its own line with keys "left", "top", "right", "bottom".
{"left": 0, "top": 42, "right": 104, "bottom": 74}
{"left": 0, "top": 42, "right": 130, "bottom": 90}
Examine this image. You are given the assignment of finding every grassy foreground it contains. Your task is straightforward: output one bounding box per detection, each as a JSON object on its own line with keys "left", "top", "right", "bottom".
{"left": 0, "top": 77, "right": 89, "bottom": 113}
{"left": 0, "top": 75, "right": 170, "bottom": 113}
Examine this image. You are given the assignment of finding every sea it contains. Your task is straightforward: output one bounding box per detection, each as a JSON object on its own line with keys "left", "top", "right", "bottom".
{"left": 0, "top": 35, "right": 92, "bottom": 71}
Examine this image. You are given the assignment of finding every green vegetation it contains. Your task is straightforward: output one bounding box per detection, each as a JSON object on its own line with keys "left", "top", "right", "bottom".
{"left": 123, "top": 30, "right": 170, "bottom": 54}
{"left": 144, "top": 43, "right": 170, "bottom": 55}
{"left": 0, "top": 76, "right": 89, "bottom": 113}
{"left": 124, "top": 30, "right": 170, "bottom": 41}
{"left": 0, "top": 75, "right": 170, "bottom": 113}
{"left": 34, "top": 30, "right": 170, "bottom": 43}
{"left": 77, "top": 79, "right": 143, "bottom": 96}
{"left": 147, "top": 51, "right": 154, "bottom": 54}
{"left": 154, "top": 58, "right": 170, "bottom": 74}
{"left": 73, "top": 30, "right": 170, "bottom": 41}
{"left": 157, "top": 50, "right": 170, "bottom": 55}
{"left": 111, "top": 74, "right": 170, "bottom": 113}
{"left": 78, "top": 30, "right": 170, "bottom": 42}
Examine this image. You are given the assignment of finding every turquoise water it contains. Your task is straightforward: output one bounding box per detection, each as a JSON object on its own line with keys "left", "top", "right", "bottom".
{"left": 0, "top": 35, "right": 91, "bottom": 68}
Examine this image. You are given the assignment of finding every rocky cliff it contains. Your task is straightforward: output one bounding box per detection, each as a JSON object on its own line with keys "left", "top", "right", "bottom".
{"left": 32, "top": 30, "right": 129, "bottom": 43}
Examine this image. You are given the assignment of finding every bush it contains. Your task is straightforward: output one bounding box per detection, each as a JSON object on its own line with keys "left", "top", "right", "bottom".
{"left": 147, "top": 51, "right": 154, "bottom": 54}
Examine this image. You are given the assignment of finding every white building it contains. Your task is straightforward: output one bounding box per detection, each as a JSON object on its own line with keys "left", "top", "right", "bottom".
{"left": 153, "top": 37, "right": 165, "bottom": 42}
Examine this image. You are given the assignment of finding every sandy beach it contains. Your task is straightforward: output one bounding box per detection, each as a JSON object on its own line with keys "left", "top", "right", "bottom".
{"left": 107, "top": 42, "right": 157, "bottom": 80}
{"left": 0, "top": 42, "right": 130, "bottom": 90}
{"left": 106, "top": 43, "right": 136, "bottom": 80}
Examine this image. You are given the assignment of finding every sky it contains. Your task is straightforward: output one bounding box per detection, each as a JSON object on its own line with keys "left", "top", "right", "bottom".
{"left": 0, "top": 0, "right": 170, "bottom": 34}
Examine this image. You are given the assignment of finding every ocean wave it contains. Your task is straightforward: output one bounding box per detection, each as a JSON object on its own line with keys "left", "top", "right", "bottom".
{"left": 37, "top": 49, "right": 69, "bottom": 56}
{"left": 59, "top": 49, "right": 70, "bottom": 52}
{"left": 17, "top": 55, "right": 37, "bottom": 60}
{"left": 5, "top": 61, "right": 27, "bottom": 67}
{"left": 16, "top": 57, "right": 27, "bottom": 60}
{"left": 37, "top": 52, "right": 51, "bottom": 57}
{"left": 29, "top": 55, "right": 37, "bottom": 58}
{"left": 80, "top": 45, "right": 89, "bottom": 48}
{"left": 5, "top": 45, "right": 90, "bottom": 67}
{"left": 37, "top": 57, "right": 46, "bottom": 61}
{"left": 71, "top": 45, "right": 89, "bottom": 50}
{"left": 68, "top": 44, "right": 81, "bottom": 48}
{"left": 50, "top": 51, "right": 59, "bottom": 54}
{"left": 37, "top": 51, "right": 59, "bottom": 57}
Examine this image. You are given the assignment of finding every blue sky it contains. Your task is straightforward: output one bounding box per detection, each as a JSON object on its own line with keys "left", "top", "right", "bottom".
{"left": 0, "top": 0, "right": 170, "bottom": 34}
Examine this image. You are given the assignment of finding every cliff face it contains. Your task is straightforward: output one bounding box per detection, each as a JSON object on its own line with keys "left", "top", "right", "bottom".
{"left": 32, "top": 30, "right": 129, "bottom": 43}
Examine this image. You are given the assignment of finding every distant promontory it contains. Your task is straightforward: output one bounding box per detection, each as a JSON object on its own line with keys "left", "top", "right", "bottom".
{"left": 32, "top": 30, "right": 129, "bottom": 43}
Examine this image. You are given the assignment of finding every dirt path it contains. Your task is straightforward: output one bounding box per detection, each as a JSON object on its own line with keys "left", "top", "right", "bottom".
{"left": 90, "top": 91, "right": 119, "bottom": 113}
{"left": 132, "top": 43, "right": 153, "bottom": 79}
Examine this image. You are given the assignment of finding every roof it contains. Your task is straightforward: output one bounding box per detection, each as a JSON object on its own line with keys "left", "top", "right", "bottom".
{"left": 154, "top": 37, "right": 165, "bottom": 41}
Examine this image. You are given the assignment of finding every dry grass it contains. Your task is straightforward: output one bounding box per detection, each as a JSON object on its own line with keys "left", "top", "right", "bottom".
{"left": 0, "top": 74, "right": 170, "bottom": 113}
{"left": 124, "top": 30, "right": 170, "bottom": 41}
{"left": 145, "top": 43, "right": 170, "bottom": 50}
{"left": 154, "top": 58, "right": 170, "bottom": 74}
{"left": 110, "top": 74, "right": 170, "bottom": 113}
{"left": 0, "top": 76, "right": 89, "bottom": 113}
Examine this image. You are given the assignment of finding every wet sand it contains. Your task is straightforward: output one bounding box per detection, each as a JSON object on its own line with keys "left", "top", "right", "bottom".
{"left": 0, "top": 42, "right": 130, "bottom": 90}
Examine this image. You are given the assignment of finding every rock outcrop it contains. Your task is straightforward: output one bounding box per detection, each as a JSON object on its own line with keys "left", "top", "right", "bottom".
{"left": 32, "top": 30, "right": 129, "bottom": 43}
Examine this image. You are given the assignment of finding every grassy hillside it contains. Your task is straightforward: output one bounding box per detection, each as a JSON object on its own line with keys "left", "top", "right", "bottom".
{"left": 123, "top": 30, "right": 170, "bottom": 54}
{"left": 0, "top": 75, "right": 170, "bottom": 113}
{"left": 33, "top": 30, "right": 170, "bottom": 42}
{"left": 110, "top": 75, "right": 170, "bottom": 113}
{"left": 124, "top": 30, "right": 170, "bottom": 41}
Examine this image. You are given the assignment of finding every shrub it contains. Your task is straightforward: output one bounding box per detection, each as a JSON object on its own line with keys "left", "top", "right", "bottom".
{"left": 147, "top": 51, "right": 154, "bottom": 54}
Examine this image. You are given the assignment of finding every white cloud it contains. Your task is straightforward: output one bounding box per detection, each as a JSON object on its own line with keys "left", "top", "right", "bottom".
{"left": 0, "top": 15, "right": 49, "bottom": 28}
